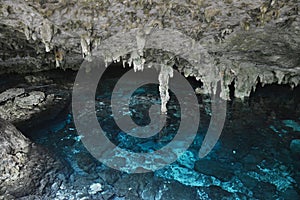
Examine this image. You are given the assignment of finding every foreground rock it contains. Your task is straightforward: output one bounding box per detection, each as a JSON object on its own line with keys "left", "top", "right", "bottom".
{"left": 0, "top": 118, "right": 65, "bottom": 199}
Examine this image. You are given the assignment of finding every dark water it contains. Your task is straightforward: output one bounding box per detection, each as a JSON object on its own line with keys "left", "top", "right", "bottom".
{"left": 22, "top": 65, "right": 300, "bottom": 199}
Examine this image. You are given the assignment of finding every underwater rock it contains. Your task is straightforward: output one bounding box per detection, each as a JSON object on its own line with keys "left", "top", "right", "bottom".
{"left": 160, "top": 181, "right": 199, "bottom": 200}
{"left": 290, "top": 139, "right": 300, "bottom": 154}
{"left": 0, "top": 118, "right": 64, "bottom": 198}
{"left": 194, "top": 159, "right": 235, "bottom": 182}
{"left": 280, "top": 188, "right": 300, "bottom": 200}
{"left": 75, "top": 152, "right": 97, "bottom": 174}
{"left": 199, "top": 186, "right": 232, "bottom": 199}
{"left": 88, "top": 183, "right": 103, "bottom": 195}
{"left": 283, "top": 120, "right": 300, "bottom": 132}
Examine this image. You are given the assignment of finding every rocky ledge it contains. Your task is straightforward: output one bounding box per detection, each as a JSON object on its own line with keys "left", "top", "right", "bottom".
{"left": 0, "top": 70, "right": 73, "bottom": 129}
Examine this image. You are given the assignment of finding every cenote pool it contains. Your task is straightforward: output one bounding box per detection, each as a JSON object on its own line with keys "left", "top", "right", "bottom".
{"left": 19, "top": 65, "right": 300, "bottom": 200}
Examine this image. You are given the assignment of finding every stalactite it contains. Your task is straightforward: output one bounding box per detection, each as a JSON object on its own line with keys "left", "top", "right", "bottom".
{"left": 104, "top": 56, "right": 112, "bottom": 68}
{"left": 158, "top": 64, "right": 173, "bottom": 114}
{"left": 136, "top": 29, "right": 146, "bottom": 57}
{"left": 40, "top": 19, "right": 53, "bottom": 52}
{"left": 80, "top": 34, "right": 92, "bottom": 62}
{"left": 130, "top": 51, "right": 145, "bottom": 72}
{"left": 54, "top": 48, "right": 64, "bottom": 68}
{"left": 24, "top": 26, "right": 31, "bottom": 41}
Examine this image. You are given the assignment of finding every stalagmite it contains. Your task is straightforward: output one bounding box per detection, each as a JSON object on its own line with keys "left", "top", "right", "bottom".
{"left": 158, "top": 64, "right": 174, "bottom": 114}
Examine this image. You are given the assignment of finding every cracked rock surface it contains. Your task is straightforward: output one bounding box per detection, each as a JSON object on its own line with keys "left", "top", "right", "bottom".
{"left": 0, "top": 0, "right": 299, "bottom": 99}
{"left": 0, "top": 70, "right": 74, "bottom": 127}
{"left": 0, "top": 118, "right": 65, "bottom": 199}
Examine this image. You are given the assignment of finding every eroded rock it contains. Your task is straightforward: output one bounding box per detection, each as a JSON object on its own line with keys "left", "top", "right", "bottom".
{"left": 0, "top": 88, "right": 25, "bottom": 104}
{"left": 25, "top": 75, "right": 53, "bottom": 84}
{"left": 15, "top": 91, "right": 46, "bottom": 109}
{"left": 0, "top": 88, "right": 69, "bottom": 124}
{"left": 0, "top": 118, "right": 64, "bottom": 198}
{"left": 0, "top": 0, "right": 298, "bottom": 102}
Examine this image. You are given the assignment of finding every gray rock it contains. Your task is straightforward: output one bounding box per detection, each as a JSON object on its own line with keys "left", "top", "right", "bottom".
{"left": 290, "top": 139, "right": 300, "bottom": 154}
{"left": 0, "top": 118, "right": 64, "bottom": 198}
{"left": 25, "top": 75, "right": 53, "bottom": 84}
{"left": 0, "top": 88, "right": 25, "bottom": 103}
{"left": 0, "top": 90, "right": 47, "bottom": 122}
{"left": 0, "top": 88, "right": 69, "bottom": 124}
{"left": 0, "top": 0, "right": 299, "bottom": 100}
{"left": 15, "top": 91, "right": 46, "bottom": 109}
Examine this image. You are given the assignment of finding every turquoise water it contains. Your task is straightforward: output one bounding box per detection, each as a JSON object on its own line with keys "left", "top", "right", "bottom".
{"left": 24, "top": 67, "right": 300, "bottom": 199}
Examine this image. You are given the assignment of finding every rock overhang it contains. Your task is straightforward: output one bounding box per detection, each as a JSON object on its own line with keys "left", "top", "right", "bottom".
{"left": 0, "top": 0, "right": 299, "bottom": 100}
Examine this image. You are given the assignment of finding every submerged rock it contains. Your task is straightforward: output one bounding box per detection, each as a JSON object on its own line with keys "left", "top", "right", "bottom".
{"left": 88, "top": 183, "right": 103, "bottom": 195}
{"left": 0, "top": 118, "right": 64, "bottom": 198}
{"left": 194, "top": 159, "right": 235, "bottom": 182}
{"left": 290, "top": 139, "right": 300, "bottom": 154}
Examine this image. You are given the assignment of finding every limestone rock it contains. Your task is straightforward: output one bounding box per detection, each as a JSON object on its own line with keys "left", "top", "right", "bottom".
{"left": 0, "top": 88, "right": 65, "bottom": 124}
{"left": 0, "top": 88, "right": 25, "bottom": 104}
{"left": 0, "top": 0, "right": 298, "bottom": 100}
{"left": 0, "top": 118, "right": 64, "bottom": 198}
{"left": 25, "top": 75, "right": 53, "bottom": 84}
{"left": 15, "top": 91, "right": 46, "bottom": 109}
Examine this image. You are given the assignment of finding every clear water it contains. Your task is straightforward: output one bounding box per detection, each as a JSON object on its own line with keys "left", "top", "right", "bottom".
{"left": 23, "top": 67, "right": 300, "bottom": 199}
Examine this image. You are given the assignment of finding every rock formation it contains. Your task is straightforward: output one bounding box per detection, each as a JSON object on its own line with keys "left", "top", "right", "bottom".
{"left": 0, "top": 0, "right": 299, "bottom": 101}
{"left": 0, "top": 118, "right": 64, "bottom": 199}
